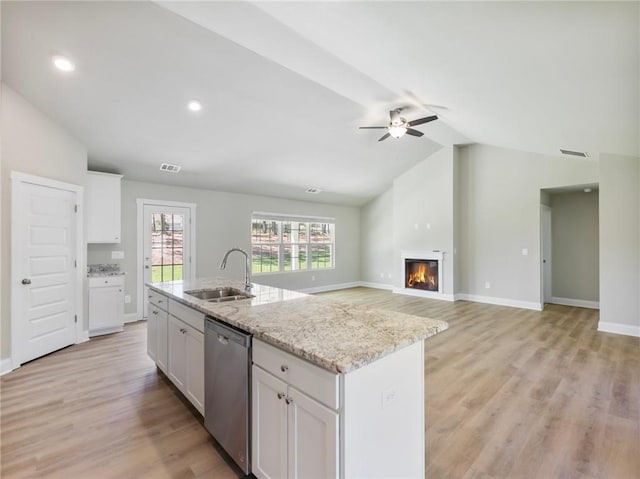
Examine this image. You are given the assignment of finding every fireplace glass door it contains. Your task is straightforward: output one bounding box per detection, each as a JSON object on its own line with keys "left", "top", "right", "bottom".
{"left": 405, "top": 259, "right": 439, "bottom": 291}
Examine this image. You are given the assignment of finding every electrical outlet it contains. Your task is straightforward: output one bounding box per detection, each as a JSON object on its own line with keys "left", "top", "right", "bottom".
{"left": 124, "top": 294, "right": 131, "bottom": 304}
{"left": 311, "top": 275, "right": 316, "bottom": 281}
{"left": 380, "top": 272, "right": 384, "bottom": 279}
{"left": 414, "top": 223, "right": 419, "bottom": 231}
{"left": 485, "top": 281, "right": 491, "bottom": 289}
{"left": 426, "top": 223, "right": 431, "bottom": 230}
{"left": 381, "top": 387, "right": 398, "bottom": 408}
{"left": 522, "top": 248, "right": 528, "bottom": 256}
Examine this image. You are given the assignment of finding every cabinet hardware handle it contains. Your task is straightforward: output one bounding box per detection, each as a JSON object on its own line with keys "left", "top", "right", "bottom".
{"left": 180, "top": 328, "right": 186, "bottom": 334}
{"left": 280, "top": 365, "right": 288, "bottom": 372}
{"left": 104, "top": 280, "right": 108, "bottom": 283}
{"left": 277, "top": 392, "right": 285, "bottom": 400}
{"left": 119, "top": 289, "right": 122, "bottom": 292}
{"left": 285, "top": 397, "right": 293, "bottom": 405}
{"left": 152, "top": 311, "right": 158, "bottom": 315}
{"left": 21, "top": 278, "right": 31, "bottom": 285}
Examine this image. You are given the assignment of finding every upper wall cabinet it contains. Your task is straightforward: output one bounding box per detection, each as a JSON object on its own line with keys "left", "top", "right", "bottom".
{"left": 86, "top": 171, "right": 123, "bottom": 243}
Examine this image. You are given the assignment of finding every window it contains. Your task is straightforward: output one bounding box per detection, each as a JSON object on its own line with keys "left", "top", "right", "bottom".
{"left": 251, "top": 213, "right": 335, "bottom": 274}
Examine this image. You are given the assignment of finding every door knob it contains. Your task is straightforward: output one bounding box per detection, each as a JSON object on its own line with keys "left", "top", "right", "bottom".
{"left": 145, "top": 266, "right": 150, "bottom": 269}
{"left": 21, "top": 278, "right": 31, "bottom": 285}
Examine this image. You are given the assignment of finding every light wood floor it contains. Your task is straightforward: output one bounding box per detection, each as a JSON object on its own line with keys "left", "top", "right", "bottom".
{"left": 2, "top": 288, "right": 639, "bottom": 478}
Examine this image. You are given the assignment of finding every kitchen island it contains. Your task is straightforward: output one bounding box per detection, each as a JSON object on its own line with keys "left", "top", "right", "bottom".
{"left": 147, "top": 278, "right": 448, "bottom": 479}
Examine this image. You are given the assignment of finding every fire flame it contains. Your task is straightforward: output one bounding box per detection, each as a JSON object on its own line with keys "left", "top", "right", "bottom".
{"left": 407, "top": 263, "right": 437, "bottom": 289}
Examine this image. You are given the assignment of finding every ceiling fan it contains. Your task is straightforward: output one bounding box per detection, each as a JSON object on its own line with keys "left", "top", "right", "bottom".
{"left": 359, "top": 108, "right": 438, "bottom": 142}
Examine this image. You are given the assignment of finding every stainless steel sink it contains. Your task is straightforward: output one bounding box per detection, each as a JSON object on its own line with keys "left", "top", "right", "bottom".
{"left": 184, "top": 287, "right": 254, "bottom": 302}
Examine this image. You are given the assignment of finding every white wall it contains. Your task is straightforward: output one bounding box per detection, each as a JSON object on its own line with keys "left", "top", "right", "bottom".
{"left": 360, "top": 187, "right": 394, "bottom": 286}
{"left": 87, "top": 179, "right": 361, "bottom": 317}
{"left": 0, "top": 84, "right": 88, "bottom": 361}
{"left": 599, "top": 154, "right": 640, "bottom": 336}
{"left": 457, "top": 144, "right": 599, "bottom": 307}
{"left": 393, "top": 146, "right": 455, "bottom": 293}
{"left": 549, "top": 190, "right": 599, "bottom": 303}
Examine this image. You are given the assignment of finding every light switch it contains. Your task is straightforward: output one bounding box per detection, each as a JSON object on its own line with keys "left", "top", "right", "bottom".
{"left": 522, "top": 248, "right": 528, "bottom": 256}
{"left": 111, "top": 251, "right": 124, "bottom": 260}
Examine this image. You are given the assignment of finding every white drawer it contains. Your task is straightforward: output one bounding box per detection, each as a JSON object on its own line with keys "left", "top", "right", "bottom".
{"left": 168, "top": 298, "right": 205, "bottom": 333}
{"left": 89, "top": 276, "right": 124, "bottom": 288}
{"left": 253, "top": 339, "right": 339, "bottom": 409}
{"left": 148, "top": 289, "right": 168, "bottom": 311}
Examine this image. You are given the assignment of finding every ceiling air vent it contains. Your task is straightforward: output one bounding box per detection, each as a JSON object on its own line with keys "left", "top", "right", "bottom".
{"left": 306, "top": 187, "right": 322, "bottom": 194}
{"left": 160, "top": 163, "right": 182, "bottom": 173}
{"left": 560, "top": 149, "right": 588, "bottom": 158}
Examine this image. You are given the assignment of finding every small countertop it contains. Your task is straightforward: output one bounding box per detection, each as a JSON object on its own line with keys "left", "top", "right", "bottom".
{"left": 148, "top": 277, "right": 448, "bottom": 374}
{"left": 87, "top": 271, "right": 126, "bottom": 278}
{"left": 87, "top": 264, "right": 125, "bottom": 277}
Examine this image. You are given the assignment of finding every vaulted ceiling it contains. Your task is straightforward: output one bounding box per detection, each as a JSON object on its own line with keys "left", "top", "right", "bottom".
{"left": 3, "top": 1, "right": 639, "bottom": 206}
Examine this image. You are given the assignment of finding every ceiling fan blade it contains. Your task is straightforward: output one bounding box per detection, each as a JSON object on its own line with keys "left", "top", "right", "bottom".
{"left": 405, "top": 128, "right": 424, "bottom": 137}
{"left": 378, "top": 133, "right": 391, "bottom": 142}
{"left": 407, "top": 115, "right": 438, "bottom": 127}
{"left": 359, "top": 126, "right": 388, "bottom": 129}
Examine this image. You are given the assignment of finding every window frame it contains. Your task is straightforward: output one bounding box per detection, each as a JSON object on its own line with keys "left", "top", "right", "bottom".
{"left": 251, "top": 213, "right": 335, "bottom": 275}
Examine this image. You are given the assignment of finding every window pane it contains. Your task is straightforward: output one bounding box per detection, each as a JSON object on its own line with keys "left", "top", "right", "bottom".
{"left": 283, "top": 245, "right": 307, "bottom": 271}
{"left": 252, "top": 245, "right": 279, "bottom": 273}
{"left": 252, "top": 219, "right": 279, "bottom": 243}
{"left": 309, "top": 223, "right": 332, "bottom": 243}
{"left": 282, "top": 222, "right": 307, "bottom": 243}
{"left": 311, "top": 245, "right": 332, "bottom": 269}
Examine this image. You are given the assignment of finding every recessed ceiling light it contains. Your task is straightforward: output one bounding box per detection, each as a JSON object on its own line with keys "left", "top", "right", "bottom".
{"left": 52, "top": 55, "right": 75, "bottom": 72}
{"left": 187, "top": 100, "right": 202, "bottom": 112}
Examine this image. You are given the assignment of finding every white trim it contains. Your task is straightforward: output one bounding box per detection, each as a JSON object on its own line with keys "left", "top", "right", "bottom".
{"left": 1, "top": 358, "right": 14, "bottom": 376}
{"left": 359, "top": 282, "right": 394, "bottom": 291}
{"left": 124, "top": 312, "right": 139, "bottom": 324}
{"left": 10, "top": 171, "right": 86, "bottom": 369}
{"left": 455, "top": 293, "right": 543, "bottom": 311}
{"left": 77, "top": 331, "right": 90, "bottom": 343}
{"left": 597, "top": 321, "right": 640, "bottom": 338}
{"left": 136, "top": 199, "right": 197, "bottom": 321}
{"left": 393, "top": 287, "right": 455, "bottom": 302}
{"left": 253, "top": 211, "right": 335, "bottom": 222}
{"left": 550, "top": 297, "right": 600, "bottom": 310}
{"left": 298, "top": 282, "right": 361, "bottom": 294}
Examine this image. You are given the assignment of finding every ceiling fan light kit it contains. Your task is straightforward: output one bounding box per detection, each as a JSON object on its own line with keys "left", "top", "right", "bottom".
{"left": 359, "top": 108, "right": 438, "bottom": 142}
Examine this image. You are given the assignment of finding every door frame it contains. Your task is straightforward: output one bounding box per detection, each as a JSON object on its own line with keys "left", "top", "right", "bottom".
{"left": 540, "top": 204, "right": 552, "bottom": 308}
{"left": 136, "top": 199, "right": 197, "bottom": 320}
{"left": 10, "top": 171, "right": 85, "bottom": 370}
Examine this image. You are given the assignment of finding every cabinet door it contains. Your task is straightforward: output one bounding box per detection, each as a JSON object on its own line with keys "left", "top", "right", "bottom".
{"left": 86, "top": 172, "right": 122, "bottom": 243}
{"left": 252, "top": 366, "right": 288, "bottom": 479}
{"left": 168, "top": 317, "right": 187, "bottom": 390}
{"left": 156, "top": 309, "right": 168, "bottom": 374}
{"left": 287, "top": 387, "right": 339, "bottom": 479}
{"left": 185, "top": 326, "right": 204, "bottom": 414}
{"left": 147, "top": 304, "right": 157, "bottom": 361}
{"left": 89, "top": 285, "right": 124, "bottom": 333}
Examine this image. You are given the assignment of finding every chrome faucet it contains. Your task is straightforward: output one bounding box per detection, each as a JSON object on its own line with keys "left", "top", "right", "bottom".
{"left": 220, "top": 248, "right": 252, "bottom": 291}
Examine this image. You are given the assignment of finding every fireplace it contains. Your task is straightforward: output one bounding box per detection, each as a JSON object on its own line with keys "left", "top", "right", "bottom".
{"left": 395, "top": 250, "right": 445, "bottom": 298}
{"left": 405, "top": 259, "right": 439, "bottom": 291}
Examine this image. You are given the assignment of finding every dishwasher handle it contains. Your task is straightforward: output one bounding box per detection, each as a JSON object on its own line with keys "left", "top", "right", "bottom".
{"left": 206, "top": 316, "right": 251, "bottom": 348}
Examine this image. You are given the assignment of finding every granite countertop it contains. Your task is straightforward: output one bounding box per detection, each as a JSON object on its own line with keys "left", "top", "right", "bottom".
{"left": 148, "top": 277, "right": 448, "bottom": 374}
{"left": 87, "top": 264, "right": 125, "bottom": 277}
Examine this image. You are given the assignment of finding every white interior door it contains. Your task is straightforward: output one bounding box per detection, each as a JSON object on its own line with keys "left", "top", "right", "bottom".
{"left": 139, "top": 201, "right": 195, "bottom": 318}
{"left": 541, "top": 205, "right": 552, "bottom": 305}
{"left": 12, "top": 176, "right": 79, "bottom": 366}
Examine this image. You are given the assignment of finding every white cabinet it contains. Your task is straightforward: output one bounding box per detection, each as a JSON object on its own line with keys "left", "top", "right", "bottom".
{"left": 252, "top": 340, "right": 339, "bottom": 479}
{"left": 147, "top": 290, "right": 168, "bottom": 373}
{"left": 168, "top": 315, "right": 204, "bottom": 414}
{"left": 89, "top": 276, "right": 124, "bottom": 336}
{"left": 86, "top": 171, "right": 122, "bottom": 243}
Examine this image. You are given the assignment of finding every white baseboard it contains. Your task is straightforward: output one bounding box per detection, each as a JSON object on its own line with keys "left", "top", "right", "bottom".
{"left": 76, "top": 330, "right": 90, "bottom": 343}
{"left": 298, "top": 281, "right": 362, "bottom": 294}
{"left": 455, "top": 293, "right": 543, "bottom": 311}
{"left": 597, "top": 321, "right": 640, "bottom": 338}
{"left": 124, "top": 312, "right": 139, "bottom": 324}
{"left": 550, "top": 297, "right": 599, "bottom": 309}
{"left": 0, "top": 358, "right": 13, "bottom": 376}
{"left": 359, "top": 282, "right": 394, "bottom": 291}
{"left": 393, "top": 287, "right": 455, "bottom": 302}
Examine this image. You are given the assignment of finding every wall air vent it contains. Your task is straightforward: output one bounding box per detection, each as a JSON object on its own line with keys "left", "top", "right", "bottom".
{"left": 560, "top": 149, "right": 589, "bottom": 158}
{"left": 306, "top": 187, "right": 322, "bottom": 194}
{"left": 160, "top": 163, "right": 182, "bottom": 173}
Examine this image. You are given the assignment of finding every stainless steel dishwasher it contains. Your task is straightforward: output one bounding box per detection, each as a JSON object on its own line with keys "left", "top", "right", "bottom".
{"left": 204, "top": 316, "right": 252, "bottom": 475}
